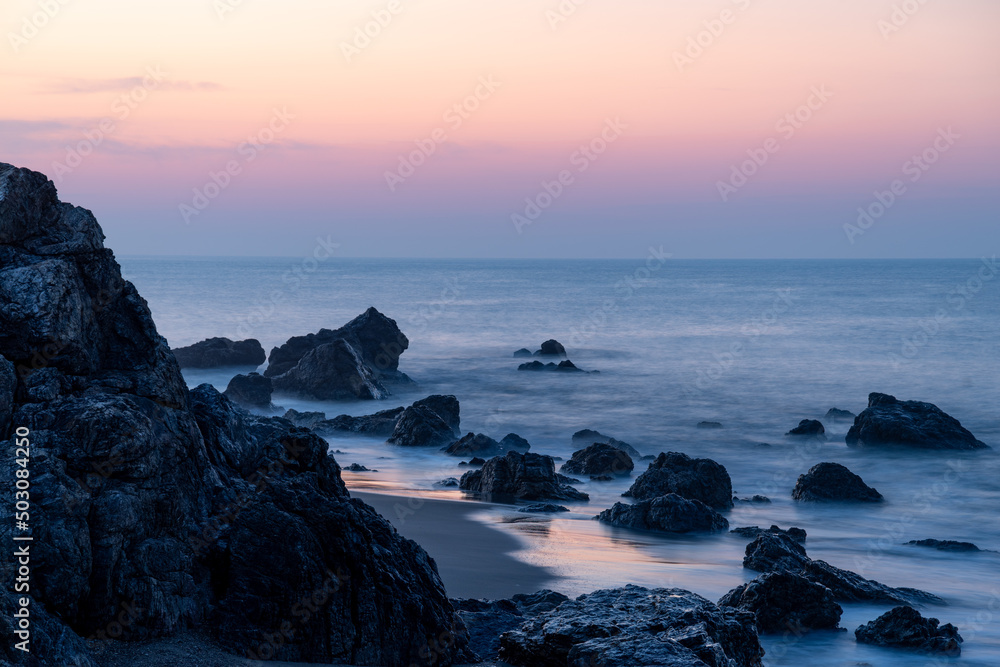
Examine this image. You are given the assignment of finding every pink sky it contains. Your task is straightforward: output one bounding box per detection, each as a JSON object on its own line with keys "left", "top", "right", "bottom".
{"left": 2, "top": 0, "right": 998, "bottom": 257}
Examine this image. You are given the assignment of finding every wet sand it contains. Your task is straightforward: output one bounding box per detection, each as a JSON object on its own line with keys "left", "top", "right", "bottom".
{"left": 354, "top": 491, "right": 556, "bottom": 599}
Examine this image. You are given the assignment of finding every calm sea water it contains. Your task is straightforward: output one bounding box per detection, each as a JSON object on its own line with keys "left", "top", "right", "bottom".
{"left": 121, "top": 257, "right": 1000, "bottom": 666}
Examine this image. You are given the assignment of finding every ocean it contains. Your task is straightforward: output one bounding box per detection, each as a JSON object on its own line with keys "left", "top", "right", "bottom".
{"left": 121, "top": 256, "right": 1000, "bottom": 666}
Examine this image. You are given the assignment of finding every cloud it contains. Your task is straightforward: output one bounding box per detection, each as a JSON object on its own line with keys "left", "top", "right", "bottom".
{"left": 40, "top": 78, "right": 226, "bottom": 94}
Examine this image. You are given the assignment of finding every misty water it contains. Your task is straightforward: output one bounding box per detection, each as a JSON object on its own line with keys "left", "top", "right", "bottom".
{"left": 122, "top": 256, "right": 1000, "bottom": 666}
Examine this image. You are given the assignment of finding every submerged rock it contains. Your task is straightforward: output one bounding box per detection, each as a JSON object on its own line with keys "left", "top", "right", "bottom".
{"left": 435, "top": 477, "right": 460, "bottom": 487}
{"left": 719, "top": 571, "right": 843, "bottom": 633}
{"left": 792, "top": 462, "right": 883, "bottom": 502}
{"left": 855, "top": 606, "right": 963, "bottom": 655}
{"left": 561, "top": 442, "right": 634, "bottom": 477}
{"left": 517, "top": 359, "right": 589, "bottom": 372}
{"left": 518, "top": 504, "right": 570, "bottom": 513}
{"left": 697, "top": 421, "right": 724, "bottom": 429}
{"left": 314, "top": 406, "right": 405, "bottom": 436}
{"left": 846, "top": 392, "right": 988, "bottom": 450}
{"left": 734, "top": 495, "right": 772, "bottom": 504}
{"left": 345, "top": 462, "right": 373, "bottom": 471}
{"left": 597, "top": 494, "right": 729, "bottom": 534}
{"left": 0, "top": 163, "right": 471, "bottom": 666}
{"left": 171, "top": 337, "right": 265, "bottom": 368}
{"left": 907, "top": 539, "right": 982, "bottom": 552}
{"left": 743, "top": 533, "right": 939, "bottom": 605}
{"left": 731, "top": 525, "right": 807, "bottom": 543}
{"left": 498, "top": 585, "right": 764, "bottom": 667}
{"left": 513, "top": 348, "right": 533, "bottom": 358}
{"left": 624, "top": 451, "right": 734, "bottom": 510}
{"left": 443, "top": 431, "right": 530, "bottom": 458}
{"left": 387, "top": 395, "right": 461, "bottom": 447}
{"left": 571, "top": 429, "right": 642, "bottom": 457}
{"left": 786, "top": 419, "right": 826, "bottom": 438}
{"left": 223, "top": 372, "right": 274, "bottom": 410}
{"left": 824, "top": 407, "right": 856, "bottom": 422}
{"left": 459, "top": 451, "right": 589, "bottom": 503}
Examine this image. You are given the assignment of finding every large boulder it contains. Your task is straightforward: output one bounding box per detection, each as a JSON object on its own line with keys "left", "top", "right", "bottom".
{"left": 855, "top": 606, "right": 962, "bottom": 655}
{"left": 561, "top": 443, "right": 634, "bottom": 477}
{"left": 624, "top": 452, "right": 733, "bottom": 510}
{"left": 846, "top": 392, "right": 988, "bottom": 450}
{"left": 271, "top": 338, "right": 388, "bottom": 400}
{"left": 0, "top": 162, "right": 471, "bottom": 666}
{"left": 743, "top": 533, "right": 940, "bottom": 605}
{"left": 223, "top": 372, "right": 274, "bottom": 410}
{"left": 265, "top": 307, "right": 412, "bottom": 385}
{"left": 791, "top": 462, "right": 883, "bottom": 502}
{"left": 387, "top": 395, "right": 461, "bottom": 447}
{"left": 498, "top": 585, "right": 764, "bottom": 667}
{"left": 459, "top": 451, "right": 589, "bottom": 503}
{"left": 171, "top": 337, "right": 265, "bottom": 368}
{"left": 596, "top": 494, "right": 729, "bottom": 534}
{"left": 571, "top": 429, "right": 641, "bottom": 458}
{"left": 718, "top": 571, "right": 842, "bottom": 633}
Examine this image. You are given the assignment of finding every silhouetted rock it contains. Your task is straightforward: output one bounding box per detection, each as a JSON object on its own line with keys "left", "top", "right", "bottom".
{"left": 624, "top": 451, "right": 734, "bottom": 510}
{"left": 907, "top": 539, "right": 981, "bottom": 552}
{"left": 597, "top": 494, "right": 729, "bottom": 534}
{"left": 697, "top": 421, "right": 723, "bottom": 429}
{"left": 265, "top": 307, "right": 412, "bottom": 386}
{"left": 513, "top": 348, "right": 533, "bottom": 358}
{"left": 0, "top": 163, "right": 471, "bottom": 666}
{"left": 743, "top": 533, "right": 939, "bottom": 605}
{"left": 846, "top": 392, "right": 988, "bottom": 450}
{"left": 786, "top": 419, "right": 825, "bottom": 437}
{"left": 315, "top": 406, "right": 405, "bottom": 436}
{"left": 467, "top": 457, "right": 486, "bottom": 466}
{"left": 271, "top": 338, "right": 388, "bottom": 400}
{"left": 281, "top": 408, "right": 327, "bottom": 429}
{"left": 442, "top": 432, "right": 528, "bottom": 457}
{"left": 824, "top": 408, "right": 856, "bottom": 422}
{"left": 792, "top": 462, "right": 883, "bottom": 502}
{"left": 571, "top": 429, "right": 642, "bottom": 458}
{"left": 345, "top": 462, "right": 372, "bottom": 471}
{"left": 498, "top": 433, "right": 531, "bottom": 452}
{"left": 459, "top": 452, "right": 589, "bottom": 503}
{"left": 223, "top": 372, "right": 274, "bottom": 409}
{"left": 561, "top": 442, "right": 634, "bottom": 477}
{"left": 855, "top": 606, "right": 962, "bottom": 655}
{"left": 534, "top": 339, "right": 567, "bottom": 357}
{"left": 731, "top": 525, "right": 807, "bottom": 543}
{"left": 387, "top": 395, "right": 461, "bottom": 447}
{"left": 719, "top": 571, "right": 842, "bottom": 633}
{"left": 518, "top": 504, "right": 569, "bottom": 513}
{"left": 498, "top": 585, "right": 764, "bottom": 667}
{"left": 435, "top": 477, "right": 460, "bottom": 487}
{"left": 517, "top": 359, "right": 588, "bottom": 372}
{"left": 171, "top": 337, "right": 265, "bottom": 368}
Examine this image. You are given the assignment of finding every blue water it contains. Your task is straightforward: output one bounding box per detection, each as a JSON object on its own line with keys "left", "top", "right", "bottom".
{"left": 121, "top": 257, "right": 1000, "bottom": 666}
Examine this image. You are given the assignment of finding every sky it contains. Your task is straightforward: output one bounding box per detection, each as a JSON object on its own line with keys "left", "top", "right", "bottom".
{"left": 1, "top": 0, "right": 998, "bottom": 258}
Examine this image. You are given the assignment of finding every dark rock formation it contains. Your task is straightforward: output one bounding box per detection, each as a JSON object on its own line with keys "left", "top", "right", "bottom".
{"left": 171, "top": 337, "right": 265, "bottom": 369}
{"left": 590, "top": 474, "right": 613, "bottom": 481}
{"left": 561, "top": 443, "right": 634, "bottom": 477}
{"left": 434, "top": 478, "right": 460, "bottom": 488}
{"left": 786, "top": 419, "right": 825, "bottom": 437}
{"left": 345, "top": 462, "right": 372, "bottom": 471}
{"left": 734, "top": 495, "right": 772, "bottom": 504}
{"left": 498, "top": 432, "right": 531, "bottom": 453}
{"left": 855, "top": 606, "right": 962, "bottom": 655}
{"left": 792, "top": 462, "right": 883, "bottom": 502}
{"left": 498, "top": 585, "right": 764, "bottom": 667}
{"left": 571, "top": 429, "right": 641, "bottom": 457}
{"left": 518, "top": 504, "right": 570, "bottom": 513}
{"left": 223, "top": 372, "right": 274, "bottom": 410}
{"left": 623, "top": 452, "right": 733, "bottom": 510}
{"left": 265, "top": 307, "right": 412, "bottom": 385}
{"left": 467, "top": 457, "right": 486, "bottom": 466}
{"left": 315, "top": 406, "right": 405, "bottom": 437}
{"left": 907, "top": 539, "right": 981, "bottom": 552}
{"left": 281, "top": 408, "right": 327, "bottom": 429}
{"left": 731, "top": 525, "right": 807, "bottom": 543}
{"left": 697, "top": 421, "right": 723, "bottom": 429}
{"left": 846, "top": 392, "right": 988, "bottom": 450}
{"left": 513, "top": 348, "right": 533, "bottom": 358}
{"left": 0, "top": 162, "right": 470, "bottom": 666}
{"left": 597, "top": 494, "right": 729, "bottom": 534}
{"left": 534, "top": 339, "right": 567, "bottom": 357}
{"left": 459, "top": 452, "right": 589, "bottom": 503}
{"left": 719, "top": 571, "right": 842, "bottom": 634}
{"left": 271, "top": 338, "right": 388, "bottom": 400}
{"left": 453, "top": 590, "right": 569, "bottom": 661}
{"left": 743, "top": 533, "right": 939, "bottom": 605}
{"left": 824, "top": 408, "right": 856, "bottom": 422}
{"left": 517, "top": 360, "right": 587, "bottom": 372}
{"left": 386, "top": 395, "right": 461, "bottom": 447}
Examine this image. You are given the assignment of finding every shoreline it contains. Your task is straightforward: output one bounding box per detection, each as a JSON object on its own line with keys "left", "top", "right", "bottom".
{"left": 353, "top": 490, "right": 557, "bottom": 600}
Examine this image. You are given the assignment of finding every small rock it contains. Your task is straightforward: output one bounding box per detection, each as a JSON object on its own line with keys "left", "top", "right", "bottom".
{"left": 596, "top": 494, "right": 729, "bottom": 534}
{"left": 468, "top": 457, "right": 486, "bottom": 466}
{"left": 561, "top": 442, "right": 634, "bottom": 477}
{"left": 824, "top": 408, "right": 856, "bottom": 422}
{"left": 571, "top": 429, "right": 641, "bottom": 457}
{"left": 697, "top": 421, "right": 724, "bottom": 429}
{"left": 435, "top": 478, "right": 460, "bottom": 488}
{"left": 345, "top": 463, "right": 374, "bottom": 472}
{"left": 855, "top": 606, "right": 962, "bottom": 655}
{"left": 731, "top": 525, "right": 807, "bottom": 543}
{"left": 513, "top": 348, "right": 533, "bottom": 358}
{"left": 459, "top": 451, "right": 589, "bottom": 503}
{"left": 792, "top": 462, "right": 883, "bottom": 502}
{"left": 517, "top": 504, "right": 569, "bottom": 513}
{"left": 534, "top": 339, "right": 567, "bottom": 357}
{"left": 907, "top": 539, "right": 981, "bottom": 552}
{"left": 786, "top": 419, "right": 826, "bottom": 437}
